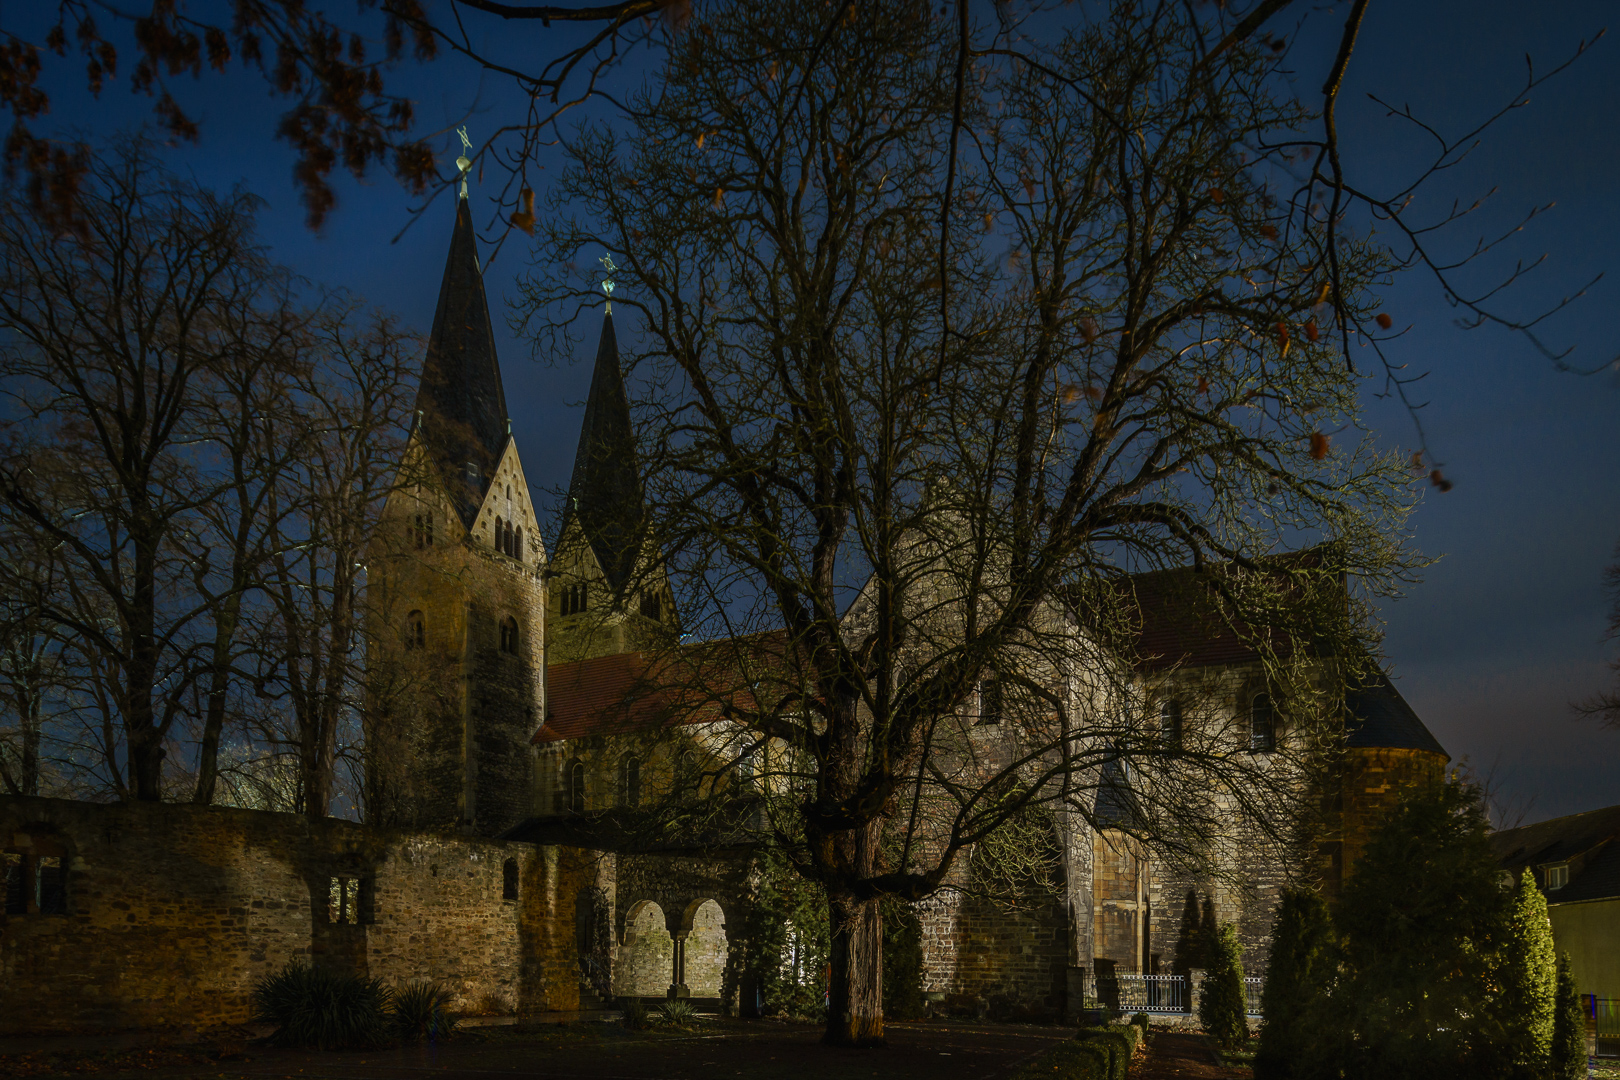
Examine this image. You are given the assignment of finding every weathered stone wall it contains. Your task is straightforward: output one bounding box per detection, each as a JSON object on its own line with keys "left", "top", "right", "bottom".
{"left": 917, "top": 888, "right": 1069, "bottom": 1019}
{"left": 368, "top": 450, "right": 546, "bottom": 839}
{"left": 1329, "top": 747, "right": 1446, "bottom": 897}
{"left": 0, "top": 796, "right": 601, "bottom": 1035}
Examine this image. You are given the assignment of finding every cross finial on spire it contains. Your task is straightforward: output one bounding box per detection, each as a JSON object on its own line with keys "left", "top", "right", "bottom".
{"left": 456, "top": 126, "right": 473, "bottom": 199}
{"left": 600, "top": 253, "right": 618, "bottom": 314}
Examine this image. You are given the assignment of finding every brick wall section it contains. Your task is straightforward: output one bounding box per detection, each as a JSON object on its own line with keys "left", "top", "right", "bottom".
{"left": 0, "top": 797, "right": 601, "bottom": 1035}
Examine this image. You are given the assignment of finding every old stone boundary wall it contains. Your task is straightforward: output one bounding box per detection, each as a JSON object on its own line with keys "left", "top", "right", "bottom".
{"left": 0, "top": 796, "right": 606, "bottom": 1035}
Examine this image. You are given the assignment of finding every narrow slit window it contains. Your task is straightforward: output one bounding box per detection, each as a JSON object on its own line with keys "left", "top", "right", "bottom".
{"left": 1250, "top": 692, "right": 1276, "bottom": 753}
{"left": 1159, "top": 699, "right": 1183, "bottom": 749}
{"left": 406, "top": 611, "right": 425, "bottom": 650}
{"left": 569, "top": 760, "right": 586, "bottom": 813}
{"left": 978, "top": 678, "right": 1003, "bottom": 726}
{"left": 502, "top": 858, "right": 519, "bottom": 901}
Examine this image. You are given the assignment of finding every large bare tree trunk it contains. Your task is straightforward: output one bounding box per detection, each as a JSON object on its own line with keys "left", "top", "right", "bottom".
{"left": 825, "top": 888, "right": 885, "bottom": 1046}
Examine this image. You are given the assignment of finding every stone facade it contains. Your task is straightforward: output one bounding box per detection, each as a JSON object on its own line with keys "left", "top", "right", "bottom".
{"left": 0, "top": 796, "right": 599, "bottom": 1035}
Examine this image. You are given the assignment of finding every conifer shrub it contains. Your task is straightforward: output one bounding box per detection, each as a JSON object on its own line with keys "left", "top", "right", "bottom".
{"left": 1329, "top": 777, "right": 1515, "bottom": 1078}
{"left": 253, "top": 961, "right": 394, "bottom": 1050}
{"left": 1200, "top": 923, "right": 1248, "bottom": 1052}
{"left": 1551, "top": 952, "right": 1587, "bottom": 1080}
{"left": 1254, "top": 887, "right": 1335, "bottom": 1080}
{"left": 1501, "top": 868, "right": 1556, "bottom": 1076}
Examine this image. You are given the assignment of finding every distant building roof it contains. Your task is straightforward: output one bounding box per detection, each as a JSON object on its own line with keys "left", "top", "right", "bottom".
{"left": 1491, "top": 803, "right": 1620, "bottom": 904}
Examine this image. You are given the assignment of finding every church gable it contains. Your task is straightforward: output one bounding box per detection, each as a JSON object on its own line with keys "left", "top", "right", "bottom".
{"left": 469, "top": 439, "right": 547, "bottom": 567}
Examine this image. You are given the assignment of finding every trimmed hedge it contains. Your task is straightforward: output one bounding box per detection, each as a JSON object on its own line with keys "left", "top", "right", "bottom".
{"left": 1009, "top": 1024, "right": 1142, "bottom": 1080}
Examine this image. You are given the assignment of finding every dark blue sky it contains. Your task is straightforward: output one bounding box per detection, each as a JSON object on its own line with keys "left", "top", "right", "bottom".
{"left": 10, "top": 0, "right": 1619, "bottom": 823}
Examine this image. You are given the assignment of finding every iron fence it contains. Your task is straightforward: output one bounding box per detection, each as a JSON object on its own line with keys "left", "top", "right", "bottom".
{"left": 1592, "top": 996, "right": 1620, "bottom": 1058}
{"left": 1083, "top": 973, "right": 1265, "bottom": 1018}
{"left": 1089, "top": 974, "right": 1187, "bottom": 1014}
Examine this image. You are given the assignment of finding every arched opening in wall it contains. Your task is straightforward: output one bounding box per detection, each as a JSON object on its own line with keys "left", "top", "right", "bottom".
{"left": 639, "top": 589, "right": 661, "bottom": 621}
{"left": 613, "top": 900, "right": 673, "bottom": 999}
{"left": 1158, "top": 699, "right": 1183, "bottom": 750}
{"left": 405, "top": 610, "right": 425, "bottom": 650}
{"left": 514, "top": 527, "right": 523, "bottom": 561}
{"left": 569, "top": 759, "right": 586, "bottom": 813}
{"left": 495, "top": 515, "right": 504, "bottom": 551}
{"left": 620, "top": 755, "right": 640, "bottom": 808}
{"left": 682, "top": 899, "right": 729, "bottom": 999}
{"left": 1249, "top": 692, "right": 1276, "bottom": 753}
{"left": 500, "top": 616, "right": 519, "bottom": 655}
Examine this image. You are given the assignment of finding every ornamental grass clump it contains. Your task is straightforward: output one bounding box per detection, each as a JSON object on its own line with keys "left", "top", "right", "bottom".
{"left": 657, "top": 999, "right": 698, "bottom": 1026}
{"left": 253, "top": 961, "right": 394, "bottom": 1050}
{"left": 393, "top": 981, "right": 458, "bottom": 1043}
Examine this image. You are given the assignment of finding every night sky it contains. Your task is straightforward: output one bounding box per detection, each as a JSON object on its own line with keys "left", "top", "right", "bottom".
{"left": 10, "top": 0, "right": 1619, "bottom": 824}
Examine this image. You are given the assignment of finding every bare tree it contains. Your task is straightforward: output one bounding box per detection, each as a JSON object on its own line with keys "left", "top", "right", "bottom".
{"left": 519, "top": 0, "right": 1419, "bottom": 1044}
{"left": 254, "top": 305, "right": 418, "bottom": 821}
{"left": 0, "top": 139, "right": 296, "bottom": 801}
{"left": 1575, "top": 539, "right": 1620, "bottom": 729}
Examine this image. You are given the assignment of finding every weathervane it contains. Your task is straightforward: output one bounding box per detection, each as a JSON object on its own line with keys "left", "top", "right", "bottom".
{"left": 455, "top": 126, "right": 473, "bottom": 198}
{"left": 600, "top": 253, "right": 617, "bottom": 313}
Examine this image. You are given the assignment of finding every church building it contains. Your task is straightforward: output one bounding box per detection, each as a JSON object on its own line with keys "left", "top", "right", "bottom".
{"left": 0, "top": 187, "right": 1449, "bottom": 1035}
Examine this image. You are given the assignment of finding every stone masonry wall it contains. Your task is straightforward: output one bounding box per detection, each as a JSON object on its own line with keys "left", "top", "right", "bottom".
{"left": 0, "top": 796, "right": 601, "bottom": 1035}
{"left": 917, "top": 888, "right": 1069, "bottom": 1020}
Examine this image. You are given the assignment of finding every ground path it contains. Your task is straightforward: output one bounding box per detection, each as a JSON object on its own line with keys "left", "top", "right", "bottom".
{"left": 1134, "top": 1030, "right": 1250, "bottom": 1079}
{"left": 1, "top": 1019, "right": 1074, "bottom": 1080}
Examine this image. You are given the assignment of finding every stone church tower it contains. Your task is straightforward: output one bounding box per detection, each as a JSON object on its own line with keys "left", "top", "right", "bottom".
{"left": 366, "top": 192, "right": 546, "bottom": 837}
{"left": 547, "top": 309, "right": 675, "bottom": 664}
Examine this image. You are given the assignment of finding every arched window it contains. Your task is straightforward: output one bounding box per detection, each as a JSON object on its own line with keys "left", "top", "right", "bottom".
{"left": 499, "top": 616, "right": 519, "bottom": 655}
{"left": 561, "top": 583, "right": 589, "bottom": 616}
{"left": 494, "top": 515, "right": 503, "bottom": 550}
{"left": 620, "top": 755, "right": 641, "bottom": 808}
{"left": 1250, "top": 692, "right": 1276, "bottom": 753}
{"left": 736, "top": 749, "right": 755, "bottom": 792}
{"left": 1159, "top": 699, "right": 1183, "bottom": 749}
{"left": 514, "top": 527, "right": 523, "bottom": 562}
{"left": 569, "top": 759, "right": 586, "bottom": 813}
{"left": 640, "top": 589, "right": 662, "bottom": 621}
{"left": 413, "top": 512, "right": 434, "bottom": 549}
{"left": 405, "top": 610, "right": 425, "bottom": 650}
{"left": 505, "top": 521, "right": 515, "bottom": 556}
{"left": 502, "top": 858, "right": 519, "bottom": 901}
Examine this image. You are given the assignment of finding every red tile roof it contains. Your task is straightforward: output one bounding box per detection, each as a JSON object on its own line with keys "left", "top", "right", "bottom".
{"left": 537, "top": 631, "right": 794, "bottom": 745}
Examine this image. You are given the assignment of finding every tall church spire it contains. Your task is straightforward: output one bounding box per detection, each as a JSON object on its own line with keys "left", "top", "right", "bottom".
{"left": 415, "top": 193, "right": 509, "bottom": 528}
{"left": 563, "top": 311, "right": 646, "bottom": 596}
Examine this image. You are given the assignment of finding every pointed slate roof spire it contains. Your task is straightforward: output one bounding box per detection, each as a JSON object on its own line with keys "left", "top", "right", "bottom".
{"left": 415, "top": 195, "right": 509, "bottom": 528}
{"left": 563, "top": 311, "right": 646, "bottom": 595}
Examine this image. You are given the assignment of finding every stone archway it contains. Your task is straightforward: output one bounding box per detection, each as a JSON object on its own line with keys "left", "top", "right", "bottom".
{"left": 614, "top": 900, "right": 674, "bottom": 999}
{"left": 681, "top": 899, "right": 729, "bottom": 998}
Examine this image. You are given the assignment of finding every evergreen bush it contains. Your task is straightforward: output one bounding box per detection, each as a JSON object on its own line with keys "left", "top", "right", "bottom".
{"left": 1500, "top": 868, "right": 1556, "bottom": 1077}
{"left": 252, "top": 961, "right": 394, "bottom": 1050}
{"left": 1330, "top": 776, "right": 1515, "bottom": 1079}
{"left": 1253, "top": 887, "right": 1335, "bottom": 1080}
{"left": 1551, "top": 952, "right": 1587, "bottom": 1080}
{"left": 1199, "top": 923, "right": 1248, "bottom": 1052}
